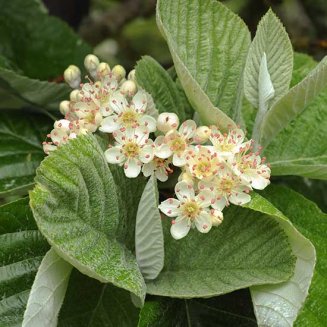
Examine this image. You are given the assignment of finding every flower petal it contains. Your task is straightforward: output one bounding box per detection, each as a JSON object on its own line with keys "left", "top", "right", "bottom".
{"left": 172, "top": 153, "right": 186, "bottom": 167}
{"left": 131, "top": 90, "right": 147, "bottom": 113}
{"left": 104, "top": 147, "right": 125, "bottom": 164}
{"left": 178, "top": 120, "right": 196, "bottom": 139}
{"left": 196, "top": 190, "right": 214, "bottom": 208}
{"left": 142, "top": 162, "right": 154, "bottom": 177}
{"left": 175, "top": 181, "right": 195, "bottom": 201}
{"left": 109, "top": 92, "right": 128, "bottom": 114}
{"left": 210, "top": 209, "right": 224, "bottom": 226}
{"left": 212, "top": 196, "right": 227, "bottom": 211}
{"left": 99, "top": 115, "right": 119, "bottom": 133}
{"left": 139, "top": 115, "right": 157, "bottom": 132}
{"left": 195, "top": 211, "right": 212, "bottom": 233}
{"left": 158, "top": 198, "right": 180, "bottom": 217}
{"left": 229, "top": 191, "right": 251, "bottom": 206}
{"left": 139, "top": 145, "right": 154, "bottom": 163}
{"left": 251, "top": 175, "right": 270, "bottom": 190}
{"left": 155, "top": 168, "right": 169, "bottom": 182}
{"left": 170, "top": 217, "right": 191, "bottom": 240}
{"left": 124, "top": 158, "right": 142, "bottom": 178}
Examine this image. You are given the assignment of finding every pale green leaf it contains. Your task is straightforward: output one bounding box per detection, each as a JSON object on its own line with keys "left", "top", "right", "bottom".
{"left": 22, "top": 248, "right": 72, "bottom": 327}
{"left": 0, "top": 198, "right": 49, "bottom": 327}
{"left": 263, "top": 55, "right": 327, "bottom": 179}
{"left": 135, "top": 56, "right": 186, "bottom": 121}
{"left": 261, "top": 185, "right": 327, "bottom": 327}
{"left": 261, "top": 56, "right": 327, "bottom": 147}
{"left": 58, "top": 270, "right": 140, "bottom": 326}
{"left": 135, "top": 175, "right": 164, "bottom": 280}
{"left": 29, "top": 134, "right": 146, "bottom": 299}
{"left": 244, "top": 192, "right": 315, "bottom": 327}
{"left": 244, "top": 9, "right": 293, "bottom": 109}
{"left": 146, "top": 204, "right": 296, "bottom": 298}
{"left": 156, "top": 0, "right": 251, "bottom": 127}
{"left": 0, "top": 111, "right": 52, "bottom": 196}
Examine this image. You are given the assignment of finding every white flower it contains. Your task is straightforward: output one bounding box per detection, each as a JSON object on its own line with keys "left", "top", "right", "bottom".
{"left": 199, "top": 166, "right": 252, "bottom": 210}
{"left": 230, "top": 151, "right": 271, "bottom": 190}
{"left": 104, "top": 126, "right": 154, "bottom": 178}
{"left": 209, "top": 127, "right": 247, "bottom": 159}
{"left": 142, "top": 157, "right": 172, "bottom": 182}
{"left": 158, "top": 181, "right": 214, "bottom": 239}
{"left": 164, "top": 120, "right": 197, "bottom": 167}
{"left": 99, "top": 91, "right": 156, "bottom": 133}
{"left": 185, "top": 145, "right": 220, "bottom": 180}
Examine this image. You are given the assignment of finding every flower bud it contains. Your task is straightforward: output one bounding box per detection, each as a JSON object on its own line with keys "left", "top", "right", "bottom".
{"left": 69, "top": 89, "right": 81, "bottom": 102}
{"left": 157, "top": 112, "right": 179, "bottom": 133}
{"left": 97, "top": 62, "right": 111, "bottom": 78}
{"left": 64, "top": 65, "right": 81, "bottom": 89}
{"left": 84, "top": 54, "right": 100, "bottom": 78}
{"left": 59, "top": 100, "right": 70, "bottom": 115}
{"left": 194, "top": 126, "right": 211, "bottom": 144}
{"left": 54, "top": 119, "right": 71, "bottom": 130}
{"left": 128, "top": 69, "right": 136, "bottom": 81}
{"left": 112, "top": 65, "right": 126, "bottom": 81}
{"left": 210, "top": 209, "right": 223, "bottom": 226}
{"left": 120, "top": 80, "right": 137, "bottom": 97}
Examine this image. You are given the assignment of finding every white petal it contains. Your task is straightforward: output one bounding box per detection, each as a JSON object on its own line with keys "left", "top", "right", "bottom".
{"left": 99, "top": 115, "right": 120, "bottom": 133}
{"left": 210, "top": 209, "right": 224, "bottom": 226}
{"left": 178, "top": 120, "right": 196, "bottom": 139}
{"left": 231, "top": 128, "right": 245, "bottom": 145}
{"left": 172, "top": 153, "right": 186, "bottom": 167}
{"left": 195, "top": 211, "right": 212, "bottom": 233}
{"left": 142, "top": 162, "right": 155, "bottom": 177}
{"left": 139, "top": 115, "right": 157, "bottom": 132}
{"left": 139, "top": 145, "right": 154, "bottom": 163}
{"left": 196, "top": 190, "right": 214, "bottom": 208}
{"left": 158, "top": 198, "right": 180, "bottom": 217}
{"left": 104, "top": 147, "right": 125, "bottom": 164}
{"left": 124, "top": 158, "right": 142, "bottom": 178}
{"left": 155, "top": 168, "right": 169, "bottom": 182}
{"left": 170, "top": 217, "right": 191, "bottom": 240}
{"left": 175, "top": 181, "right": 195, "bottom": 201}
{"left": 212, "top": 196, "right": 227, "bottom": 211}
{"left": 229, "top": 191, "right": 251, "bottom": 206}
{"left": 109, "top": 92, "right": 128, "bottom": 114}
{"left": 132, "top": 90, "right": 147, "bottom": 113}
{"left": 251, "top": 175, "right": 270, "bottom": 190}
{"left": 134, "top": 126, "right": 150, "bottom": 145}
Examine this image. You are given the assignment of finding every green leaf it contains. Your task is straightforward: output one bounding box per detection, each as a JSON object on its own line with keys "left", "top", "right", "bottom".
{"left": 22, "top": 248, "right": 72, "bottom": 327}
{"left": 0, "top": 198, "right": 49, "bottom": 327}
{"left": 138, "top": 291, "right": 257, "bottom": 327}
{"left": 135, "top": 176, "right": 164, "bottom": 280}
{"left": 0, "top": 111, "right": 52, "bottom": 196}
{"left": 135, "top": 56, "right": 186, "bottom": 121}
{"left": 29, "top": 134, "right": 146, "bottom": 300}
{"left": 261, "top": 55, "right": 327, "bottom": 147}
{"left": 244, "top": 192, "right": 315, "bottom": 327}
{"left": 146, "top": 204, "right": 296, "bottom": 298}
{"left": 260, "top": 185, "right": 327, "bottom": 327}
{"left": 244, "top": 9, "right": 293, "bottom": 109}
{"left": 58, "top": 269, "right": 140, "bottom": 326}
{"left": 263, "top": 55, "right": 327, "bottom": 179}
{"left": 156, "top": 0, "right": 250, "bottom": 127}
{"left": 0, "top": 68, "right": 70, "bottom": 110}
{"left": 0, "top": 0, "right": 91, "bottom": 81}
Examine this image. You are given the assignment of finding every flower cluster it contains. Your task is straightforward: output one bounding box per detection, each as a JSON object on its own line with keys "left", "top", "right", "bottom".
{"left": 46, "top": 54, "right": 271, "bottom": 240}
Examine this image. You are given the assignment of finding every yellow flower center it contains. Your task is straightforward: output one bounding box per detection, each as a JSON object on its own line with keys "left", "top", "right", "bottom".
{"left": 220, "top": 143, "right": 234, "bottom": 152}
{"left": 119, "top": 109, "right": 138, "bottom": 127}
{"left": 181, "top": 201, "right": 200, "bottom": 220}
{"left": 218, "top": 178, "right": 235, "bottom": 194}
{"left": 123, "top": 142, "right": 139, "bottom": 158}
{"left": 169, "top": 136, "right": 186, "bottom": 153}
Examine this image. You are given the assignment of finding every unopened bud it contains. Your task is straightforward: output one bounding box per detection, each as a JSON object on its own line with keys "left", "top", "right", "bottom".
{"left": 59, "top": 100, "right": 70, "bottom": 115}
{"left": 96, "top": 62, "right": 111, "bottom": 78}
{"left": 84, "top": 54, "right": 100, "bottom": 78}
{"left": 112, "top": 65, "right": 126, "bottom": 81}
{"left": 120, "top": 80, "right": 137, "bottom": 97}
{"left": 211, "top": 210, "right": 223, "bottom": 226}
{"left": 69, "top": 89, "right": 81, "bottom": 102}
{"left": 64, "top": 65, "right": 81, "bottom": 89}
{"left": 128, "top": 69, "right": 136, "bottom": 81}
{"left": 157, "top": 112, "right": 179, "bottom": 133}
{"left": 194, "top": 126, "right": 211, "bottom": 143}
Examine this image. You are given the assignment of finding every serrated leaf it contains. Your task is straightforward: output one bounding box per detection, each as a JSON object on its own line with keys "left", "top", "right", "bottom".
{"left": 22, "top": 248, "right": 72, "bottom": 327}
{"left": 244, "top": 9, "right": 293, "bottom": 110}
{"left": 29, "top": 134, "right": 146, "bottom": 300}
{"left": 58, "top": 269, "right": 140, "bottom": 326}
{"left": 0, "top": 68, "right": 70, "bottom": 109}
{"left": 135, "top": 175, "right": 164, "bottom": 280}
{"left": 244, "top": 192, "right": 315, "bottom": 327}
{"left": 261, "top": 185, "right": 327, "bottom": 326}
{"left": 138, "top": 291, "right": 257, "bottom": 327}
{"left": 0, "top": 111, "right": 53, "bottom": 196}
{"left": 157, "top": 0, "right": 250, "bottom": 127}
{"left": 0, "top": 198, "right": 49, "bottom": 327}
{"left": 135, "top": 56, "right": 186, "bottom": 121}
{"left": 146, "top": 204, "right": 296, "bottom": 298}
{"left": 263, "top": 55, "right": 327, "bottom": 179}
{"left": 260, "top": 55, "right": 327, "bottom": 147}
